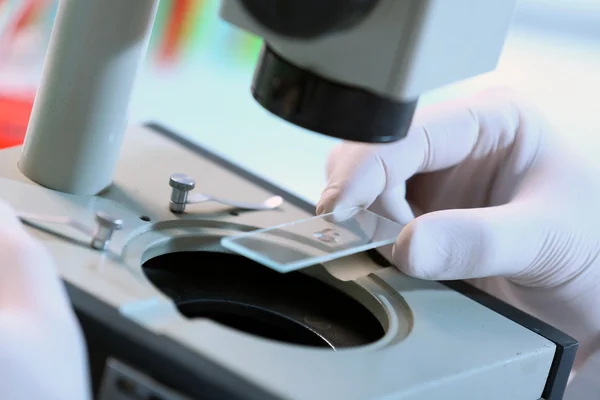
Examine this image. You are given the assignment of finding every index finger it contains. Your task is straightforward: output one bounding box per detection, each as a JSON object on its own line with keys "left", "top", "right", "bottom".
{"left": 378, "top": 88, "right": 522, "bottom": 190}
{"left": 318, "top": 88, "right": 523, "bottom": 214}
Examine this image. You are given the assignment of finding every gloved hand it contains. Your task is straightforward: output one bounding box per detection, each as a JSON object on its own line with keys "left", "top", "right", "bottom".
{"left": 0, "top": 201, "right": 90, "bottom": 399}
{"left": 317, "top": 89, "right": 600, "bottom": 371}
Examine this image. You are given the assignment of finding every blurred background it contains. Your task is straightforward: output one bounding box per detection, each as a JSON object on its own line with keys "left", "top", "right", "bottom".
{"left": 0, "top": 0, "right": 599, "bottom": 203}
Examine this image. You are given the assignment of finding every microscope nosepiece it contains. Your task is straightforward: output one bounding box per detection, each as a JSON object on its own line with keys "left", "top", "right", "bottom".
{"left": 250, "top": 46, "right": 418, "bottom": 143}
{"left": 239, "top": 0, "right": 381, "bottom": 39}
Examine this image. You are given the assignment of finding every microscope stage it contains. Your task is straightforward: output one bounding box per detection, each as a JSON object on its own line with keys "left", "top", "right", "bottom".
{"left": 0, "top": 124, "right": 575, "bottom": 400}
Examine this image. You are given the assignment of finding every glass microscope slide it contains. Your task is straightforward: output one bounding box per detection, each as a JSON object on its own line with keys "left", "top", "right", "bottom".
{"left": 220, "top": 208, "right": 404, "bottom": 273}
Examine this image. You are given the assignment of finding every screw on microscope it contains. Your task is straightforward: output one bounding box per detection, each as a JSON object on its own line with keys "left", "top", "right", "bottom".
{"left": 169, "top": 173, "right": 196, "bottom": 213}
{"left": 91, "top": 212, "right": 124, "bottom": 250}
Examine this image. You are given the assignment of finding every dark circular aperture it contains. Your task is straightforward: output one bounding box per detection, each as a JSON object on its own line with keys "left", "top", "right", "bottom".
{"left": 240, "top": 0, "right": 380, "bottom": 39}
{"left": 143, "top": 251, "right": 384, "bottom": 349}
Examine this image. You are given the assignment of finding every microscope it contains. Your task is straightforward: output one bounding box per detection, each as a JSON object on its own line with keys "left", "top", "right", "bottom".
{"left": 0, "top": 1, "right": 577, "bottom": 399}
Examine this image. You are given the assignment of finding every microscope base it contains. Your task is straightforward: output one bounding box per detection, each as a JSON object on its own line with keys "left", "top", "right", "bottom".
{"left": 0, "top": 123, "right": 576, "bottom": 400}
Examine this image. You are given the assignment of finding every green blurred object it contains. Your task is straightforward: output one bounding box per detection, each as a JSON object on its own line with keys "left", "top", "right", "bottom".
{"left": 147, "top": 0, "right": 262, "bottom": 69}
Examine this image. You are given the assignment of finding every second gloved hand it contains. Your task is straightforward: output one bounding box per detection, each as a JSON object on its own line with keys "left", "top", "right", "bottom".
{"left": 0, "top": 201, "right": 90, "bottom": 400}
{"left": 317, "top": 89, "right": 600, "bottom": 370}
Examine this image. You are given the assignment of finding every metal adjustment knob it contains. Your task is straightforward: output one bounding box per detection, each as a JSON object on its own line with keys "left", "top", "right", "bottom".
{"left": 169, "top": 173, "right": 196, "bottom": 213}
{"left": 91, "top": 212, "right": 124, "bottom": 250}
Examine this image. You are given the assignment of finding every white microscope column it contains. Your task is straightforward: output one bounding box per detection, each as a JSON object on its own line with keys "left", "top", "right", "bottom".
{"left": 19, "top": 0, "right": 159, "bottom": 195}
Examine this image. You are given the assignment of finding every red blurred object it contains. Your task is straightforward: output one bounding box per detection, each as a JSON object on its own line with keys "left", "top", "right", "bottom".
{"left": 0, "top": 94, "right": 35, "bottom": 149}
{"left": 14, "top": 0, "right": 38, "bottom": 31}
{"left": 158, "top": 0, "right": 191, "bottom": 65}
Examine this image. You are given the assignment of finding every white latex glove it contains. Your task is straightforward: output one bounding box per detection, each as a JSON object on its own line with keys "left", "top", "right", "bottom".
{"left": 0, "top": 202, "right": 90, "bottom": 399}
{"left": 317, "top": 89, "right": 600, "bottom": 371}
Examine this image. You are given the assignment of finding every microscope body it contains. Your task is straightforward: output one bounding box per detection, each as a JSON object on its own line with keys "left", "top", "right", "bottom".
{"left": 220, "top": 0, "right": 517, "bottom": 142}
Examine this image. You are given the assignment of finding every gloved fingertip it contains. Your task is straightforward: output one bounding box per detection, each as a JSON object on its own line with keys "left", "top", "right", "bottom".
{"left": 316, "top": 186, "right": 341, "bottom": 215}
{"left": 316, "top": 200, "right": 335, "bottom": 216}
{"left": 317, "top": 186, "right": 363, "bottom": 219}
{"left": 391, "top": 214, "right": 453, "bottom": 280}
{"left": 315, "top": 204, "right": 325, "bottom": 216}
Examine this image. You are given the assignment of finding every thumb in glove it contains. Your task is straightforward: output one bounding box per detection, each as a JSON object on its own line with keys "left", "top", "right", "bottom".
{"left": 394, "top": 202, "right": 542, "bottom": 282}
